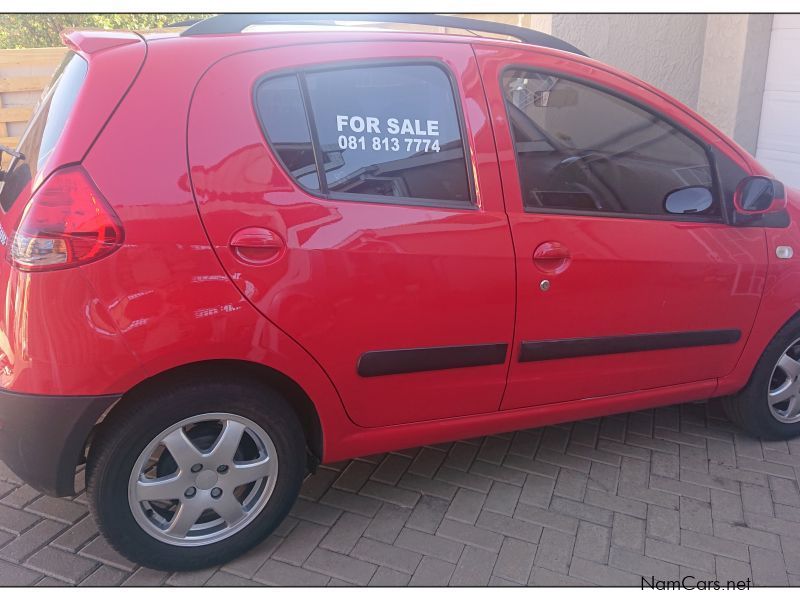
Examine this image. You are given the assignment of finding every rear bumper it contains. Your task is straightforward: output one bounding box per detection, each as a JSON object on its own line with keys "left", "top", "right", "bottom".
{"left": 0, "top": 388, "right": 118, "bottom": 496}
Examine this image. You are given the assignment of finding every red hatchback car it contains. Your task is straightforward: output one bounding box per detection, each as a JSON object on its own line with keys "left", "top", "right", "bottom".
{"left": 0, "top": 14, "right": 798, "bottom": 570}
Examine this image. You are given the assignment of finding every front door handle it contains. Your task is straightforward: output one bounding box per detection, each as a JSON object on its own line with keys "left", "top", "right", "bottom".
{"left": 533, "top": 241, "right": 571, "bottom": 274}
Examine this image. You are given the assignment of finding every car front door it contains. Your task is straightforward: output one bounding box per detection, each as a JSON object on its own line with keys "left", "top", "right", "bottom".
{"left": 475, "top": 44, "right": 769, "bottom": 410}
{"left": 187, "top": 41, "right": 515, "bottom": 427}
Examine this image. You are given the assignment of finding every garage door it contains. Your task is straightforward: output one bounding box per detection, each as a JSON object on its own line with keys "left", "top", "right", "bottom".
{"left": 756, "top": 15, "right": 800, "bottom": 188}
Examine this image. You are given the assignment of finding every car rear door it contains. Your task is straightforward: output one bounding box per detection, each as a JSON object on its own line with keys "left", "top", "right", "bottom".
{"left": 475, "top": 44, "right": 768, "bottom": 410}
{"left": 187, "top": 40, "right": 515, "bottom": 427}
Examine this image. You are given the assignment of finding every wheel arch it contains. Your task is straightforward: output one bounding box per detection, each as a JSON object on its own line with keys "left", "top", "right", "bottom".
{"left": 87, "top": 359, "right": 323, "bottom": 468}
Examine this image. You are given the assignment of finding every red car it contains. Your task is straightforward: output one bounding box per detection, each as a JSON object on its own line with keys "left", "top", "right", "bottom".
{"left": 0, "top": 14, "right": 797, "bottom": 571}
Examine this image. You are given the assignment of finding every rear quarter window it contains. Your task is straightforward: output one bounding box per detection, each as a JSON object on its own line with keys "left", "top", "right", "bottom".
{"left": 0, "top": 51, "right": 87, "bottom": 211}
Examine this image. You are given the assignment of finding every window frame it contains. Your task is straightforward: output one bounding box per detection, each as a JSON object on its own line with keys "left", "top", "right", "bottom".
{"left": 499, "top": 65, "right": 727, "bottom": 224}
{"left": 253, "top": 58, "right": 478, "bottom": 211}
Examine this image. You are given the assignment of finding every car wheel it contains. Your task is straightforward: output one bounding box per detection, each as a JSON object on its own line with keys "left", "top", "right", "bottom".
{"left": 86, "top": 378, "right": 305, "bottom": 571}
{"left": 723, "top": 315, "right": 800, "bottom": 440}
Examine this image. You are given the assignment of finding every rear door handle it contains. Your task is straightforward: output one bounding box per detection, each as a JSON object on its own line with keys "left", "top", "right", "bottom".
{"left": 533, "top": 241, "right": 571, "bottom": 274}
{"left": 229, "top": 227, "right": 285, "bottom": 265}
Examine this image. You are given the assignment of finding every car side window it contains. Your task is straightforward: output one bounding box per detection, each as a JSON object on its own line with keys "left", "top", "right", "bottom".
{"left": 256, "top": 63, "right": 472, "bottom": 207}
{"left": 255, "top": 74, "right": 321, "bottom": 191}
{"left": 502, "top": 69, "right": 719, "bottom": 219}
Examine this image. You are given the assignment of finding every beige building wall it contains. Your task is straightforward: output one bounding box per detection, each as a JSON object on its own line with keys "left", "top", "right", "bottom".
{"left": 464, "top": 13, "right": 773, "bottom": 154}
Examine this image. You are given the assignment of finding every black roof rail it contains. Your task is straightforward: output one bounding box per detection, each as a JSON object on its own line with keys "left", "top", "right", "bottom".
{"left": 180, "top": 13, "right": 588, "bottom": 57}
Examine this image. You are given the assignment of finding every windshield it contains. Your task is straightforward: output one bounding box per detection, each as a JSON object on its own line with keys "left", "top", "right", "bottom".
{"left": 0, "top": 51, "right": 87, "bottom": 211}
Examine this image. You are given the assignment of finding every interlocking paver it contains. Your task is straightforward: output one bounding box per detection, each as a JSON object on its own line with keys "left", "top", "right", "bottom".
{"left": 405, "top": 494, "right": 449, "bottom": 534}
{"left": 78, "top": 565, "right": 127, "bottom": 586}
{"left": 741, "top": 483, "right": 775, "bottom": 516}
{"left": 320, "top": 512, "right": 370, "bottom": 553}
{"left": 205, "top": 571, "right": 262, "bottom": 586}
{"left": 608, "top": 545, "right": 679, "bottom": 579}
{"left": 450, "top": 545, "right": 496, "bottom": 586}
{"left": 515, "top": 502, "right": 579, "bottom": 535}
{"left": 551, "top": 496, "right": 614, "bottom": 527}
{"left": 484, "top": 481, "right": 521, "bottom": 516}
{"left": 494, "top": 538, "right": 535, "bottom": 584}
{"left": 221, "top": 535, "right": 283, "bottom": 578}
{"left": 554, "top": 468, "right": 588, "bottom": 501}
{"left": 0, "top": 504, "right": 40, "bottom": 535}
{"left": 304, "top": 548, "right": 377, "bottom": 585}
{"left": 253, "top": 559, "right": 329, "bottom": 586}
{"left": 437, "top": 517, "right": 503, "bottom": 553}
{"left": 574, "top": 521, "right": 611, "bottom": 563}
{"left": 50, "top": 516, "right": 97, "bottom": 553}
{"left": 333, "top": 461, "right": 376, "bottom": 493}
{"left": 369, "top": 566, "right": 411, "bottom": 586}
{"left": 0, "top": 485, "right": 41, "bottom": 509}
{"left": 359, "top": 481, "right": 419, "bottom": 509}
{"left": 475, "top": 510, "right": 542, "bottom": 544}
{"left": 299, "top": 467, "right": 338, "bottom": 501}
{"left": 710, "top": 488, "right": 744, "bottom": 523}
{"left": 321, "top": 489, "right": 381, "bottom": 517}
{"left": 24, "top": 496, "right": 87, "bottom": 525}
{"left": 715, "top": 556, "right": 752, "bottom": 585}
{"left": 122, "top": 567, "right": 170, "bottom": 586}
{"left": 534, "top": 528, "right": 575, "bottom": 574}
{"left": 409, "top": 556, "right": 454, "bottom": 586}
{"left": 362, "top": 504, "right": 410, "bottom": 543}
{"left": 679, "top": 496, "right": 713, "bottom": 534}
{"left": 0, "top": 558, "right": 42, "bottom": 585}
{"left": 713, "top": 520, "right": 780, "bottom": 551}
{"left": 680, "top": 529, "right": 749, "bottom": 562}
{"left": 444, "top": 488, "right": 485, "bottom": 524}
{"left": 646, "top": 505, "right": 680, "bottom": 543}
{"left": 407, "top": 448, "right": 446, "bottom": 478}
{"left": 569, "top": 556, "right": 640, "bottom": 586}
{"left": 0, "top": 400, "right": 799, "bottom": 586}
{"left": 371, "top": 455, "right": 412, "bottom": 486}
{"left": 519, "top": 473, "right": 556, "bottom": 508}
{"left": 749, "top": 547, "right": 789, "bottom": 586}
{"left": 644, "top": 538, "right": 715, "bottom": 573}
{"left": 398, "top": 473, "right": 457, "bottom": 500}
{"left": 0, "top": 519, "right": 65, "bottom": 563}
{"left": 395, "top": 527, "right": 463, "bottom": 563}
{"left": 611, "top": 512, "right": 645, "bottom": 552}
{"left": 290, "top": 498, "right": 342, "bottom": 526}
{"left": 78, "top": 536, "right": 136, "bottom": 572}
{"left": 470, "top": 460, "right": 526, "bottom": 486}
{"left": 351, "top": 538, "right": 421, "bottom": 574}
{"left": 25, "top": 546, "right": 98, "bottom": 584}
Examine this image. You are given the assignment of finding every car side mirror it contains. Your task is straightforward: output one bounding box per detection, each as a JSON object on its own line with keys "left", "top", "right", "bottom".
{"left": 734, "top": 176, "right": 785, "bottom": 214}
{"left": 664, "top": 186, "right": 713, "bottom": 215}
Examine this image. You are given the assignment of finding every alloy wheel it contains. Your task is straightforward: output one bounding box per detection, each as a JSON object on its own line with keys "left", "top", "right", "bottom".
{"left": 127, "top": 413, "right": 278, "bottom": 546}
{"left": 768, "top": 338, "right": 800, "bottom": 424}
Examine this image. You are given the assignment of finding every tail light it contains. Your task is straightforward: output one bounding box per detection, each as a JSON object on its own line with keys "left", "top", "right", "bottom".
{"left": 8, "top": 165, "right": 123, "bottom": 271}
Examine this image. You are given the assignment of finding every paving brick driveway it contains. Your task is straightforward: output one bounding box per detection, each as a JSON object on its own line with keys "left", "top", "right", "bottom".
{"left": 1, "top": 400, "right": 800, "bottom": 586}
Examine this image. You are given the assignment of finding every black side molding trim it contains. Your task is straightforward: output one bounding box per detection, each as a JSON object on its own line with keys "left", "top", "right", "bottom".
{"left": 358, "top": 343, "right": 508, "bottom": 377}
{"left": 520, "top": 329, "right": 741, "bottom": 363}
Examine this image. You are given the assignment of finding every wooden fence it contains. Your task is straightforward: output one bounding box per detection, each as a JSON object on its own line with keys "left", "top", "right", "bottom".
{"left": 0, "top": 47, "right": 66, "bottom": 166}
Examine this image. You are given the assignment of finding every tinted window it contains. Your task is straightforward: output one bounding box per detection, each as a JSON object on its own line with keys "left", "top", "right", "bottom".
{"left": 0, "top": 52, "right": 87, "bottom": 211}
{"left": 502, "top": 70, "right": 717, "bottom": 218}
{"left": 256, "top": 64, "right": 472, "bottom": 205}
{"left": 255, "top": 75, "right": 320, "bottom": 191}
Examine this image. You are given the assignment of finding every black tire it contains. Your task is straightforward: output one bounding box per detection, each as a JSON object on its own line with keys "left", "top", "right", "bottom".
{"left": 723, "top": 314, "right": 800, "bottom": 440}
{"left": 86, "top": 377, "right": 305, "bottom": 571}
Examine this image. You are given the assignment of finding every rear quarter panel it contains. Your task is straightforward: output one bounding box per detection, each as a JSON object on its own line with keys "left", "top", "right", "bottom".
{"left": 79, "top": 37, "right": 357, "bottom": 460}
